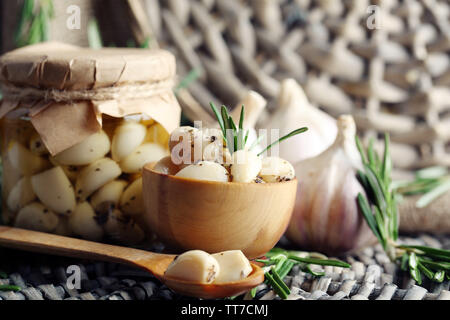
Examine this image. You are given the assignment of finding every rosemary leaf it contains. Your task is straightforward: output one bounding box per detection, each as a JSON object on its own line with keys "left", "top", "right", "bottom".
{"left": 209, "top": 103, "right": 225, "bottom": 136}
{"left": 419, "top": 260, "right": 450, "bottom": 271}
{"left": 288, "top": 255, "right": 351, "bottom": 268}
{"left": 410, "top": 268, "right": 422, "bottom": 285}
{"left": 391, "top": 199, "right": 399, "bottom": 241}
{"left": 367, "top": 138, "right": 376, "bottom": 168}
{"left": 409, "top": 252, "right": 418, "bottom": 269}
{"left": 255, "top": 259, "right": 273, "bottom": 265}
{"left": 415, "top": 180, "right": 450, "bottom": 208}
{"left": 399, "top": 245, "right": 450, "bottom": 259}
{"left": 434, "top": 270, "right": 445, "bottom": 283}
{"left": 357, "top": 193, "right": 384, "bottom": 248}
{"left": 250, "top": 287, "right": 257, "bottom": 298}
{"left": 278, "top": 260, "right": 295, "bottom": 280}
{"left": 272, "top": 269, "right": 290, "bottom": 296}
{"left": 258, "top": 127, "right": 308, "bottom": 156}
{"left": 416, "top": 166, "right": 448, "bottom": 180}
{"left": 355, "top": 136, "right": 367, "bottom": 165}
{"left": 418, "top": 262, "right": 435, "bottom": 280}
{"left": 305, "top": 265, "right": 325, "bottom": 277}
{"left": 0, "top": 285, "right": 21, "bottom": 292}
{"left": 273, "top": 256, "right": 288, "bottom": 273}
{"left": 363, "top": 164, "right": 387, "bottom": 213}
{"left": 381, "top": 133, "right": 391, "bottom": 184}
{"left": 400, "top": 253, "right": 409, "bottom": 271}
{"left": 244, "top": 130, "right": 249, "bottom": 146}
{"left": 265, "top": 272, "right": 288, "bottom": 299}
{"left": 239, "top": 105, "right": 245, "bottom": 130}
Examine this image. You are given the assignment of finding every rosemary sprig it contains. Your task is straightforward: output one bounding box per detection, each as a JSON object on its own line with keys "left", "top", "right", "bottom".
{"left": 394, "top": 166, "right": 450, "bottom": 208}
{"left": 209, "top": 103, "right": 308, "bottom": 155}
{"left": 356, "top": 134, "right": 450, "bottom": 284}
{"left": 256, "top": 248, "right": 350, "bottom": 299}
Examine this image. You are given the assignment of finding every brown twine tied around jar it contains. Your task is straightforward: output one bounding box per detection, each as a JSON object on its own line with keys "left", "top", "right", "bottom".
{"left": 0, "top": 78, "right": 175, "bottom": 103}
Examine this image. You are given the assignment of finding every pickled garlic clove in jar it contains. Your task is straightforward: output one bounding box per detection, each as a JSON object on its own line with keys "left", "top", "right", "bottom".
{"left": 53, "top": 130, "right": 110, "bottom": 166}
{"left": 31, "top": 166, "right": 76, "bottom": 215}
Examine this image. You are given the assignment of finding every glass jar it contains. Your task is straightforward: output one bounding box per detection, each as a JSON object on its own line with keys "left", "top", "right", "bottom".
{"left": 1, "top": 112, "right": 170, "bottom": 245}
{"left": 0, "top": 43, "right": 181, "bottom": 245}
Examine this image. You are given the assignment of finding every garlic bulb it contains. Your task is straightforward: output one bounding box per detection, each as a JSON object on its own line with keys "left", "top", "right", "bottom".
{"left": 261, "top": 79, "right": 337, "bottom": 164}
{"left": 286, "top": 115, "right": 375, "bottom": 254}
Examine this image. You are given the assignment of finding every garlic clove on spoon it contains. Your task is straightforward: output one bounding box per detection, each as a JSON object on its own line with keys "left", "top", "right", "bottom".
{"left": 287, "top": 115, "right": 376, "bottom": 254}
{"left": 165, "top": 250, "right": 220, "bottom": 284}
{"left": 212, "top": 250, "right": 252, "bottom": 283}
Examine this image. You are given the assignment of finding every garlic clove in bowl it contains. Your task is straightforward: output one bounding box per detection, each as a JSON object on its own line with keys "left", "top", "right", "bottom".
{"left": 142, "top": 164, "right": 297, "bottom": 259}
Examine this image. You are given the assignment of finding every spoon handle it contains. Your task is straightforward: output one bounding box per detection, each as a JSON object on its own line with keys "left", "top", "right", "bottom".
{"left": 0, "top": 226, "right": 165, "bottom": 272}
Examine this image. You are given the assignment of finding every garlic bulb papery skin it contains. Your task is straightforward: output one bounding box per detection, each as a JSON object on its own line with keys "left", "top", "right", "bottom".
{"left": 261, "top": 79, "right": 337, "bottom": 164}
{"left": 287, "top": 115, "right": 376, "bottom": 255}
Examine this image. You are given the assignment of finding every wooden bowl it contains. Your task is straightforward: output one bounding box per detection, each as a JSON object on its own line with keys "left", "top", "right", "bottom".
{"left": 142, "top": 164, "right": 298, "bottom": 259}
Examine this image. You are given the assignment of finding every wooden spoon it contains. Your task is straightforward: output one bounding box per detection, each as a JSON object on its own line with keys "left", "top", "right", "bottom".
{"left": 0, "top": 226, "right": 265, "bottom": 299}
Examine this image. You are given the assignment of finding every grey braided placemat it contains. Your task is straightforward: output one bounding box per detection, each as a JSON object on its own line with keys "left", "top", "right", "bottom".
{"left": 0, "top": 234, "right": 449, "bottom": 300}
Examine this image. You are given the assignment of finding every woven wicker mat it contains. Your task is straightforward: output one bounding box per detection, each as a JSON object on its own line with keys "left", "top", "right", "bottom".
{"left": 0, "top": 234, "right": 449, "bottom": 300}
